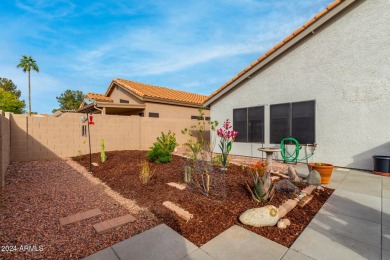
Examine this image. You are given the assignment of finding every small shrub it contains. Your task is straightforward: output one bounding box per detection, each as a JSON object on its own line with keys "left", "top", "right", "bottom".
{"left": 147, "top": 131, "right": 178, "bottom": 163}
{"left": 139, "top": 161, "right": 155, "bottom": 184}
{"left": 212, "top": 154, "right": 230, "bottom": 167}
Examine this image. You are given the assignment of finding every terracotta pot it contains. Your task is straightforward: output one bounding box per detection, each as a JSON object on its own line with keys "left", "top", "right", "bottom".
{"left": 308, "top": 163, "right": 334, "bottom": 184}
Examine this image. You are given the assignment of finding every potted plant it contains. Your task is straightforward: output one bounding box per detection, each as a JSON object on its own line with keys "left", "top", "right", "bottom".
{"left": 308, "top": 162, "right": 334, "bottom": 184}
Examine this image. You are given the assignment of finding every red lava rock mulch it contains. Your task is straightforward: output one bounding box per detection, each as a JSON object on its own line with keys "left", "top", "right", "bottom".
{"left": 76, "top": 150, "right": 334, "bottom": 248}
{"left": 0, "top": 159, "right": 158, "bottom": 259}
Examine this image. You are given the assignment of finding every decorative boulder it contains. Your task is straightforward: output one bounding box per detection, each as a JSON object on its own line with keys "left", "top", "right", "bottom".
{"left": 287, "top": 165, "right": 303, "bottom": 182}
{"left": 239, "top": 205, "right": 279, "bottom": 227}
{"left": 307, "top": 170, "right": 321, "bottom": 185}
{"left": 275, "top": 179, "right": 299, "bottom": 194}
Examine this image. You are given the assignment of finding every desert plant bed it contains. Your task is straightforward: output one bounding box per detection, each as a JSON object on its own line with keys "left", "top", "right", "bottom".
{"left": 74, "top": 150, "right": 333, "bottom": 247}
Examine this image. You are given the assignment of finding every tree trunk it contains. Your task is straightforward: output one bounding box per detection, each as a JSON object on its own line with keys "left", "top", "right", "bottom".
{"left": 28, "top": 70, "right": 31, "bottom": 116}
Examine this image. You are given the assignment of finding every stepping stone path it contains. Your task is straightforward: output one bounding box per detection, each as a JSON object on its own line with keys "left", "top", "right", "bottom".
{"left": 93, "top": 214, "right": 136, "bottom": 234}
{"left": 92, "top": 162, "right": 99, "bottom": 167}
{"left": 59, "top": 208, "right": 102, "bottom": 226}
{"left": 163, "top": 201, "right": 193, "bottom": 222}
{"left": 167, "top": 182, "right": 186, "bottom": 190}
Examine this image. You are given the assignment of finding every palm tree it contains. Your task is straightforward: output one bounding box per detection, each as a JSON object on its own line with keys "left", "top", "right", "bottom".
{"left": 17, "top": 55, "right": 39, "bottom": 116}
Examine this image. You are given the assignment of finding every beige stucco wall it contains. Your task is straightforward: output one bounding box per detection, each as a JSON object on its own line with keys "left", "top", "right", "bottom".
{"left": 145, "top": 102, "right": 210, "bottom": 119}
{"left": 9, "top": 113, "right": 205, "bottom": 162}
{"left": 109, "top": 86, "right": 145, "bottom": 105}
{"left": 0, "top": 111, "right": 11, "bottom": 187}
{"left": 211, "top": 0, "right": 390, "bottom": 170}
{"left": 107, "top": 85, "right": 209, "bottom": 119}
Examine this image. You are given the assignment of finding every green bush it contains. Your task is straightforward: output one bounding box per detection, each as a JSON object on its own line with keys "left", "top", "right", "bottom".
{"left": 147, "top": 131, "right": 178, "bottom": 163}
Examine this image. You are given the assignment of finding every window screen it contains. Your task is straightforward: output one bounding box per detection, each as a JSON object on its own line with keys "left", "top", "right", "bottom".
{"left": 149, "top": 112, "right": 159, "bottom": 118}
{"left": 248, "top": 106, "right": 264, "bottom": 142}
{"left": 270, "top": 103, "right": 290, "bottom": 144}
{"left": 292, "top": 101, "right": 315, "bottom": 144}
{"left": 233, "top": 108, "right": 247, "bottom": 142}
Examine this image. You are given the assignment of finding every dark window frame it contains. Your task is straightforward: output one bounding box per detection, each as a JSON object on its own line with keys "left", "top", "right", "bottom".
{"left": 233, "top": 106, "right": 265, "bottom": 143}
{"left": 270, "top": 100, "right": 316, "bottom": 144}
{"left": 120, "top": 99, "right": 129, "bottom": 103}
{"left": 149, "top": 112, "right": 159, "bottom": 118}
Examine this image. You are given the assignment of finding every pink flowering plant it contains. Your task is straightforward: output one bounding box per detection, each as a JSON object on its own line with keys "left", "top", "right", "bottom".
{"left": 217, "top": 119, "right": 238, "bottom": 169}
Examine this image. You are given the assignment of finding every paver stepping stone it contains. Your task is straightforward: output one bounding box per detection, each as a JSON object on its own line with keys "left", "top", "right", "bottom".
{"left": 298, "top": 195, "right": 313, "bottom": 208}
{"left": 83, "top": 247, "right": 119, "bottom": 260}
{"left": 301, "top": 185, "right": 316, "bottom": 195}
{"left": 278, "top": 199, "right": 298, "bottom": 218}
{"left": 163, "top": 201, "right": 193, "bottom": 221}
{"left": 93, "top": 214, "right": 136, "bottom": 234}
{"left": 60, "top": 208, "right": 102, "bottom": 226}
{"left": 167, "top": 182, "right": 186, "bottom": 190}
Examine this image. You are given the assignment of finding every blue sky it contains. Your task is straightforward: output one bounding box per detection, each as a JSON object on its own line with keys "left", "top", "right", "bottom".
{"left": 0, "top": 0, "right": 331, "bottom": 113}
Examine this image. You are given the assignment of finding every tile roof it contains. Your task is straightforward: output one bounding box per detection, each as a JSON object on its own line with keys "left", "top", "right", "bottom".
{"left": 85, "top": 93, "right": 113, "bottom": 102}
{"left": 203, "top": 0, "right": 345, "bottom": 105}
{"left": 113, "top": 78, "right": 208, "bottom": 106}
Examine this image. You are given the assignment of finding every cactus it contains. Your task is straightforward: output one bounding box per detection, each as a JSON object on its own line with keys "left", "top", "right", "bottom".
{"left": 184, "top": 166, "right": 192, "bottom": 183}
{"left": 100, "top": 139, "right": 107, "bottom": 163}
{"left": 205, "top": 173, "right": 210, "bottom": 193}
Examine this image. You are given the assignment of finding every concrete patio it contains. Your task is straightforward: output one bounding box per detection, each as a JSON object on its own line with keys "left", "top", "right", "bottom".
{"left": 84, "top": 167, "right": 389, "bottom": 260}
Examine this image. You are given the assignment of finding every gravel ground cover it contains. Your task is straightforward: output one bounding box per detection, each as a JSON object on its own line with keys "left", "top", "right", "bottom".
{"left": 76, "top": 150, "right": 333, "bottom": 248}
{"left": 0, "top": 159, "right": 157, "bottom": 259}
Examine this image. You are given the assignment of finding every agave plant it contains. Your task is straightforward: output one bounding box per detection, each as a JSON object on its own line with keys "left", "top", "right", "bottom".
{"left": 245, "top": 161, "right": 275, "bottom": 202}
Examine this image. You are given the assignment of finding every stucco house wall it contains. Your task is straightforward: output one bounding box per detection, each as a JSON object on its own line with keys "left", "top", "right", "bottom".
{"left": 144, "top": 102, "right": 209, "bottom": 120}
{"left": 210, "top": 0, "right": 390, "bottom": 170}
{"left": 108, "top": 86, "right": 145, "bottom": 105}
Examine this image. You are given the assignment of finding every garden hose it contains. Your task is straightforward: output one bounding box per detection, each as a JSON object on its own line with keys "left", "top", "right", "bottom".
{"left": 280, "top": 137, "right": 315, "bottom": 163}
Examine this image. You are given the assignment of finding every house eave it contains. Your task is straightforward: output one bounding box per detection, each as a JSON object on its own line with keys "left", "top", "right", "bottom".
{"left": 203, "top": 0, "right": 356, "bottom": 107}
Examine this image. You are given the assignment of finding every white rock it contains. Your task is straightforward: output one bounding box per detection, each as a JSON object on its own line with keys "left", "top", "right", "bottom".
{"left": 317, "top": 186, "right": 324, "bottom": 191}
{"left": 277, "top": 218, "right": 291, "bottom": 229}
{"left": 239, "top": 205, "right": 280, "bottom": 227}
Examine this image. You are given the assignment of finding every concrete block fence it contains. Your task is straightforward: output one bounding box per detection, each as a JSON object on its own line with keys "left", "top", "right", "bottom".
{"left": 0, "top": 112, "right": 205, "bottom": 187}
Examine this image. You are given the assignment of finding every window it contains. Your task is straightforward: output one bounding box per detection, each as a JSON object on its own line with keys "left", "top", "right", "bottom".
{"left": 120, "top": 99, "right": 129, "bottom": 103}
{"left": 191, "top": 115, "right": 203, "bottom": 120}
{"left": 149, "top": 112, "right": 159, "bottom": 118}
{"left": 270, "top": 100, "right": 315, "bottom": 144}
{"left": 233, "top": 106, "right": 264, "bottom": 143}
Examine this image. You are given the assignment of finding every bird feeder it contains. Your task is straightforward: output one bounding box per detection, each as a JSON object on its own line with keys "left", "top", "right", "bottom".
{"left": 88, "top": 115, "right": 95, "bottom": 125}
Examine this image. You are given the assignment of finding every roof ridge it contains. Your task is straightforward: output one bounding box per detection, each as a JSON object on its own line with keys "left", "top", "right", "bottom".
{"left": 113, "top": 78, "right": 208, "bottom": 106}
{"left": 203, "top": 0, "right": 344, "bottom": 104}
{"left": 115, "top": 78, "right": 208, "bottom": 97}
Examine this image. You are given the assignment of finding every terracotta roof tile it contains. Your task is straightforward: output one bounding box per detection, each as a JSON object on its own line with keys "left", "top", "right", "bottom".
{"left": 203, "top": 0, "right": 344, "bottom": 105}
{"left": 293, "top": 26, "right": 305, "bottom": 36}
{"left": 86, "top": 93, "right": 113, "bottom": 102}
{"left": 315, "top": 8, "right": 329, "bottom": 19}
{"left": 303, "top": 18, "right": 317, "bottom": 28}
{"left": 113, "top": 79, "right": 207, "bottom": 106}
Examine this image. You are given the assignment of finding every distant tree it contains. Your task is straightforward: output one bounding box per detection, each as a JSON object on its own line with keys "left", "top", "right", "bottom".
{"left": 0, "top": 77, "right": 21, "bottom": 98}
{"left": 0, "top": 90, "right": 26, "bottom": 114}
{"left": 17, "top": 55, "right": 39, "bottom": 116}
{"left": 52, "top": 89, "right": 84, "bottom": 113}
